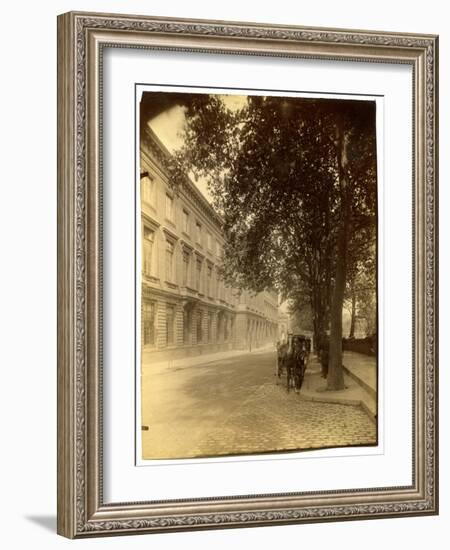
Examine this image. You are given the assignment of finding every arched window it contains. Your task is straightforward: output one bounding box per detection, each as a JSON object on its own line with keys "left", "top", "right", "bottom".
{"left": 195, "top": 258, "right": 202, "bottom": 291}
{"left": 143, "top": 227, "right": 154, "bottom": 276}
{"left": 182, "top": 250, "right": 190, "bottom": 287}
{"left": 165, "top": 240, "right": 174, "bottom": 282}
{"left": 141, "top": 174, "right": 154, "bottom": 205}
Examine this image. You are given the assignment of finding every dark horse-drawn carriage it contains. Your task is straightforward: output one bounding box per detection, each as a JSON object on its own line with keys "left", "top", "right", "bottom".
{"left": 276, "top": 334, "right": 311, "bottom": 393}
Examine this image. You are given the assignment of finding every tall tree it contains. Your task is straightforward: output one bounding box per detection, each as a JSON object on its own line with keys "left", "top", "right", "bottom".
{"left": 148, "top": 93, "right": 377, "bottom": 390}
{"left": 319, "top": 102, "right": 377, "bottom": 389}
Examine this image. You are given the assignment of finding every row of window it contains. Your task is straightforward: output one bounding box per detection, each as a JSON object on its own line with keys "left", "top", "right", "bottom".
{"left": 143, "top": 226, "right": 230, "bottom": 299}
{"left": 142, "top": 302, "right": 176, "bottom": 347}
{"left": 142, "top": 302, "right": 232, "bottom": 348}
{"left": 141, "top": 174, "right": 221, "bottom": 254}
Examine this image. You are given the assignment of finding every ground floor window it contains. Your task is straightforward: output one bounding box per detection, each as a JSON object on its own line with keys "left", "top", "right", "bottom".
{"left": 166, "top": 305, "right": 175, "bottom": 346}
{"left": 143, "top": 301, "right": 156, "bottom": 346}
{"left": 207, "top": 312, "right": 213, "bottom": 342}
{"left": 196, "top": 310, "right": 203, "bottom": 343}
{"left": 224, "top": 316, "right": 229, "bottom": 341}
{"left": 217, "top": 312, "right": 223, "bottom": 342}
{"left": 183, "top": 305, "right": 191, "bottom": 345}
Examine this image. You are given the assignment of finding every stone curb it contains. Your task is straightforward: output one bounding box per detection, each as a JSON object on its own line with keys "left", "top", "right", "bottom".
{"left": 343, "top": 365, "right": 377, "bottom": 399}
{"left": 299, "top": 390, "right": 377, "bottom": 425}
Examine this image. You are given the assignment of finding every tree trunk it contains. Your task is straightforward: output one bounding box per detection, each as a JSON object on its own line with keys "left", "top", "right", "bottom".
{"left": 328, "top": 231, "right": 347, "bottom": 390}
{"left": 349, "top": 284, "right": 356, "bottom": 339}
{"left": 327, "top": 124, "right": 350, "bottom": 391}
{"left": 312, "top": 316, "right": 320, "bottom": 354}
{"left": 313, "top": 314, "right": 325, "bottom": 356}
{"left": 311, "top": 286, "right": 328, "bottom": 355}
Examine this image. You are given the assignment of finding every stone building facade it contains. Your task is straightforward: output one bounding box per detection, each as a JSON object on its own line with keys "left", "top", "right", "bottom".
{"left": 140, "top": 127, "right": 279, "bottom": 364}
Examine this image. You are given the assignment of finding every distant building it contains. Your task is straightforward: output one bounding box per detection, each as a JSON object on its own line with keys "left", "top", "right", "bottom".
{"left": 140, "top": 126, "right": 279, "bottom": 364}
{"left": 277, "top": 300, "right": 314, "bottom": 348}
{"left": 278, "top": 314, "right": 289, "bottom": 344}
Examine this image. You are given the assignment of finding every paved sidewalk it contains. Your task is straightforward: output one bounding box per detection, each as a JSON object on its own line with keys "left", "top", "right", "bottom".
{"left": 343, "top": 351, "right": 377, "bottom": 396}
{"left": 141, "top": 349, "right": 376, "bottom": 459}
{"left": 300, "top": 353, "right": 377, "bottom": 422}
{"left": 142, "top": 344, "right": 275, "bottom": 374}
{"left": 142, "top": 347, "right": 378, "bottom": 423}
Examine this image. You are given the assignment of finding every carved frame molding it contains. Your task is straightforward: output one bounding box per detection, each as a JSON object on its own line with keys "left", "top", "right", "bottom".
{"left": 57, "top": 11, "right": 438, "bottom": 538}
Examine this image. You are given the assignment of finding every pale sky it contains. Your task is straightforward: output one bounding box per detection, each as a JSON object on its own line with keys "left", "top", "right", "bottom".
{"left": 149, "top": 105, "right": 186, "bottom": 153}
{"left": 148, "top": 94, "right": 248, "bottom": 204}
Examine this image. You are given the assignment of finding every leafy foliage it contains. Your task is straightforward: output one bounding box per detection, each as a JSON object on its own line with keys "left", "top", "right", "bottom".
{"left": 142, "top": 92, "right": 377, "bottom": 387}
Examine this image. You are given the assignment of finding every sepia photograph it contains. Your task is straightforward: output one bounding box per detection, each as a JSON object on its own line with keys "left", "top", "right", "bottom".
{"left": 56, "top": 10, "right": 438, "bottom": 537}
{"left": 138, "top": 88, "right": 378, "bottom": 461}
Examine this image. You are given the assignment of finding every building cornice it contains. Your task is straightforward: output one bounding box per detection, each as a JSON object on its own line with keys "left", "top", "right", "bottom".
{"left": 142, "top": 212, "right": 160, "bottom": 230}
{"left": 180, "top": 239, "right": 194, "bottom": 253}
{"left": 162, "top": 226, "right": 179, "bottom": 242}
{"left": 141, "top": 126, "right": 223, "bottom": 230}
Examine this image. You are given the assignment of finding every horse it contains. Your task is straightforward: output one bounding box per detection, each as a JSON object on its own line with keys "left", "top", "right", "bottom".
{"left": 275, "top": 341, "right": 289, "bottom": 384}
{"left": 286, "top": 338, "right": 308, "bottom": 393}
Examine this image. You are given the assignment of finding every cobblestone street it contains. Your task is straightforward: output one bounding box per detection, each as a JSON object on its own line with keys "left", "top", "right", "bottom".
{"left": 141, "top": 349, "right": 376, "bottom": 459}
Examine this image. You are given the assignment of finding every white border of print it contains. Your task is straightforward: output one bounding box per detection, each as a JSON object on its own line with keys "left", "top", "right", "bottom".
{"left": 134, "top": 84, "right": 385, "bottom": 467}
{"left": 102, "top": 47, "right": 412, "bottom": 504}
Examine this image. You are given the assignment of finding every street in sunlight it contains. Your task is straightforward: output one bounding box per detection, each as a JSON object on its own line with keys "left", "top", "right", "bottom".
{"left": 141, "top": 348, "right": 376, "bottom": 459}
{"left": 139, "top": 90, "right": 378, "bottom": 460}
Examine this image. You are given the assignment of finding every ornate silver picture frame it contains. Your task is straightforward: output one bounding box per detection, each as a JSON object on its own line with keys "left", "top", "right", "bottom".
{"left": 57, "top": 11, "right": 438, "bottom": 538}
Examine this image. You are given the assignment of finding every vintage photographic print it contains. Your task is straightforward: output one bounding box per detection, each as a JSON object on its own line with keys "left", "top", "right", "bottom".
{"left": 57, "top": 13, "right": 438, "bottom": 536}
{"left": 138, "top": 88, "right": 378, "bottom": 460}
